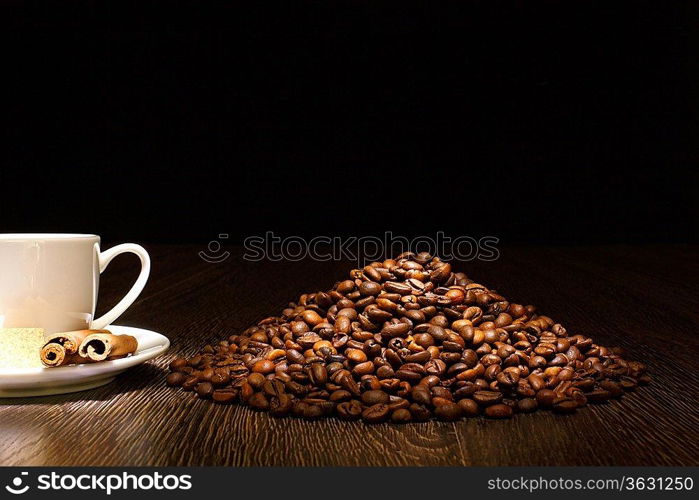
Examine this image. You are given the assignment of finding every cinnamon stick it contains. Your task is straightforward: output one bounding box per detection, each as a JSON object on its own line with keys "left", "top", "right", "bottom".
{"left": 40, "top": 342, "right": 91, "bottom": 367}
{"left": 78, "top": 333, "right": 138, "bottom": 361}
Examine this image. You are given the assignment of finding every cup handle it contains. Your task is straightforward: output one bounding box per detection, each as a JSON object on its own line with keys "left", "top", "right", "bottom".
{"left": 91, "top": 243, "right": 151, "bottom": 330}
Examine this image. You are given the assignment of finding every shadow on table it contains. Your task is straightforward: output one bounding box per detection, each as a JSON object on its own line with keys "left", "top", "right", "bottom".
{"left": 0, "top": 362, "right": 167, "bottom": 406}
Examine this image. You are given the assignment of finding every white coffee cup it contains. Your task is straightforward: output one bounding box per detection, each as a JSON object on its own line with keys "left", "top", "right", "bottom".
{"left": 0, "top": 234, "right": 150, "bottom": 333}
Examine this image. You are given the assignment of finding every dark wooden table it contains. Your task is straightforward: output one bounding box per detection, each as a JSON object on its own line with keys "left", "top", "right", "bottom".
{"left": 1, "top": 244, "right": 697, "bottom": 466}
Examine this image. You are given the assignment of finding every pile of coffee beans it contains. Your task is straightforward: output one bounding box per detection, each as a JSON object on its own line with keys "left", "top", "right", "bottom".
{"left": 166, "top": 253, "right": 649, "bottom": 423}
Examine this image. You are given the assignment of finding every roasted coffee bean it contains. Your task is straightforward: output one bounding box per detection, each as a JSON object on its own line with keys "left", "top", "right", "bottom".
{"left": 485, "top": 364, "right": 501, "bottom": 381}
{"left": 269, "top": 394, "right": 292, "bottom": 417}
{"left": 473, "top": 390, "right": 503, "bottom": 406}
{"left": 462, "top": 349, "right": 479, "bottom": 367}
{"left": 550, "top": 353, "right": 569, "bottom": 366}
{"left": 338, "top": 373, "right": 361, "bottom": 396}
{"left": 384, "top": 281, "right": 412, "bottom": 295}
{"left": 346, "top": 348, "right": 368, "bottom": 363}
{"left": 353, "top": 361, "right": 375, "bottom": 376}
{"left": 286, "top": 349, "right": 305, "bottom": 365}
{"left": 387, "top": 337, "right": 406, "bottom": 351}
{"left": 552, "top": 398, "right": 578, "bottom": 414}
{"left": 375, "top": 365, "right": 394, "bottom": 379}
{"left": 516, "top": 380, "right": 536, "bottom": 398}
{"left": 569, "top": 388, "right": 588, "bottom": 407}
{"left": 397, "top": 382, "right": 411, "bottom": 397}
{"left": 430, "top": 262, "right": 452, "bottom": 282}
{"left": 485, "top": 404, "right": 514, "bottom": 419}
{"left": 166, "top": 372, "right": 186, "bottom": 387}
{"left": 453, "top": 383, "right": 478, "bottom": 400}
{"left": 408, "top": 403, "right": 431, "bottom": 421}
{"left": 599, "top": 380, "right": 624, "bottom": 397}
{"left": 361, "top": 390, "right": 390, "bottom": 405}
{"left": 411, "top": 385, "right": 432, "bottom": 405}
{"left": 420, "top": 375, "right": 441, "bottom": 388}
{"left": 195, "top": 382, "right": 214, "bottom": 399}
{"left": 396, "top": 368, "right": 423, "bottom": 383}
{"left": 517, "top": 398, "right": 538, "bottom": 413}
{"left": 182, "top": 375, "right": 199, "bottom": 391}
{"left": 534, "top": 344, "right": 556, "bottom": 358}
{"left": 496, "top": 370, "right": 519, "bottom": 387}
{"left": 431, "top": 386, "right": 452, "bottom": 400}
{"left": 303, "top": 404, "right": 324, "bottom": 420}
{"left": 197, "top": 367, "right": 214, "bottom": 382}
{"left": 187, "top": 355, "right": 203, "bottom": 367}
{"left": 434, "top": 402, "right": 461, "bottom": 421}
{"left": 336, "top": 400, "right": 363, "bottom": 420}
{"left": 359, "top": 376, "right": 380, "bottom": 392}
{"left": 428, "top": 325, "right": 448, "bottom": 340}
{"left": 284, "top": 380, "right": 307, "bottom": 396}
{"left": 252, "top": 360, "right": 275, "bottom": 374}
{"left": 301, "top": 310, "right": 323, "bottom": 326}
{"left": 329, "top": 390, "right": 352, "bottom": 402}
{"left": 210, "top": 371, "right": 231, "bottom": 386}
{"left": 309, "top": 364, "right": 328, "bottom": 386}
{"left": 383, "top": 349, "right": 402, "bottom": 369}
{"left": 263, "top": 379, "right": 285, "bottom": 398}
{"left": 382, "top": 322, "right": 411, "bottom": 338}
{"left": 362, "top": 404, "right": 390, "bottom": 423}
{"left": 379, "top": 378, "right": 401, "bottom": 392}
{"left": 413, "top": 333, "right": 435, "bottom": 348}
{"left": 458, "top": 398, "right": 480, "bottom": 417}
{"left": 388, "top": 396, "right": 410, "bottom": 411}
{"left": 247, "top": 372, "right": 266, "bottom": 389}
{"left": 573, "top": 377, "right": 595, "bottom": 392}
{"left": 314, "top": 400, "right": 336, "bottom": 416}
{"left": 239, "top": 381, "right": 254, "bottom": 402}
{"left": 363, "top": 339, "right": 383, "bottom": 357}
{"left": 359, "top": 281, "right": 382, "bottom": 296}
{"left": 337, "top": 280, "right": 355, "bottom": 294}
{"left": 431, "top": 396, "right": 451, "bottom": 407}
{"left": 585, "top": 389, "right": 612, "bottom": 404}
{"left": 391, "top": 408, "right": 412, "bottom": 423}
{"left": 169, "top": 357, "right": 188, "bottom": 372}
{"left": 177, "top": 366, "right": 195, "bottom": 376}
{"left": 405, "top": 350, "right": 431, "bottom": 364}
{"left": 536, "top": 389, "right": 556, "bottom": 408}
{"left": 212, "top": 388, "right": 237, "bottom": 404}
{"left": 292, "top": 401, "right": 308, "bottom": 418}
{"left": 248, "top": 392, "right": 269, "bottom": 410}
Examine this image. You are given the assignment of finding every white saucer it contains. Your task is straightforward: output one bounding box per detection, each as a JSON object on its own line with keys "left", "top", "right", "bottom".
{"left": 0, "top": 325, "right": 169, "bottom": 398}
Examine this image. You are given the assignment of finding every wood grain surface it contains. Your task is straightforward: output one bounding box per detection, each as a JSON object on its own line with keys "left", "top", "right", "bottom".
{"left": 1, "top": 244, "right": 698, "bottom": 466}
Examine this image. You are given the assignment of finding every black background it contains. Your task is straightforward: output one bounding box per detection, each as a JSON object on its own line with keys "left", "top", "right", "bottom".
{"left": 1, "top": 0, "right": 696, "bottom": 245}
